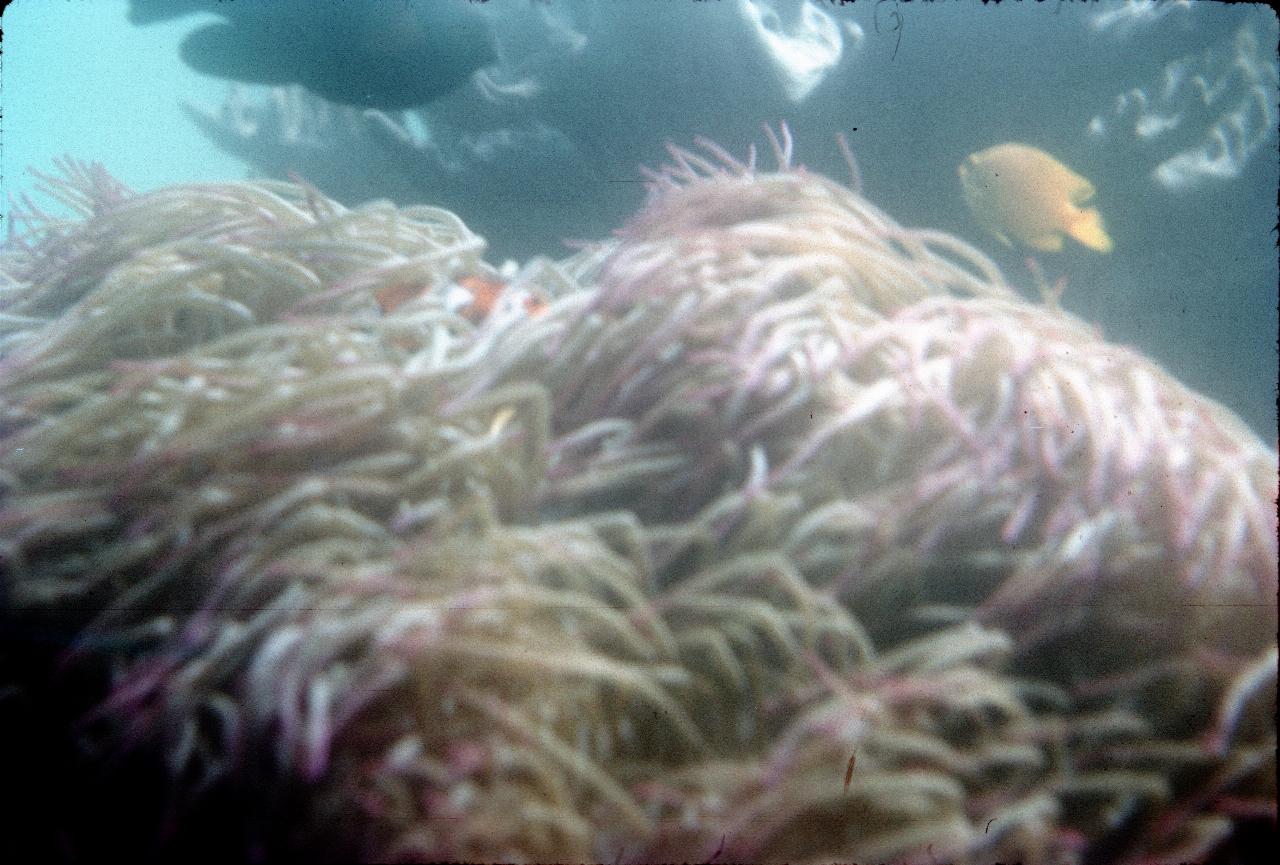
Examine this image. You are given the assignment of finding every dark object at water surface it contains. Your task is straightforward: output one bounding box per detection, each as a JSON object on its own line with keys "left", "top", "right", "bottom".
{"left": 128, "top": 0, "right": 495, "bottom": 109}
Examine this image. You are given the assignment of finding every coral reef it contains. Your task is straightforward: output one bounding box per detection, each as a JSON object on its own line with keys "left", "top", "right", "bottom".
{"left": 1, "top": 135, "right": 1274, "bottom": 863}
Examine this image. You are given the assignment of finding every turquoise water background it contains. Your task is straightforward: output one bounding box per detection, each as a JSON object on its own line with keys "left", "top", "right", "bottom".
{"left": 1, "top": 0, "right": 248, "bottom": 218}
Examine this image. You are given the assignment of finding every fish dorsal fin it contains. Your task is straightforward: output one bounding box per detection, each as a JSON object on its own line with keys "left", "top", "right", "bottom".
{"left": 1067, "top": 172, "right": 1097, "bottom": 206}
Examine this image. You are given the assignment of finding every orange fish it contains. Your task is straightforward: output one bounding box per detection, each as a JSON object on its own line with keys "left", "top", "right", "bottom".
{"left": 374, "top": 280, "right": 429, "bottom": 313}
{"left": 522, "top": 293, "right": 548, "bottom": 317}
{"left": 456, "top": 274, "right": 507, "bottom": 322}
{"left": 959, "top": 143, "right": 1113, "bottom": 253}
{"left": 376, "top": 272, "right": 548, "bottom": 322}
{"left": 454, "top": 275, "right": 549, "bottom": 322}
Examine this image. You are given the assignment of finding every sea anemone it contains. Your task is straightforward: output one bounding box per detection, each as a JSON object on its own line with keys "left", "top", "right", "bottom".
{"left": 1, "top": 132, "right": 1274, "bottom": 863}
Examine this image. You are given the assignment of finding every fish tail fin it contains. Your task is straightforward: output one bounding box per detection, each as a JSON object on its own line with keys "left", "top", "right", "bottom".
{"left": 1069, "top": 209, "right": 1113, "bottom": 253}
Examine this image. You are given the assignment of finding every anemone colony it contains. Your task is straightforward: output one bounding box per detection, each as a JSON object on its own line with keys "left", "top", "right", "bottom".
{"left": 1, "top": 133, "right": 1275, "bottom": 863}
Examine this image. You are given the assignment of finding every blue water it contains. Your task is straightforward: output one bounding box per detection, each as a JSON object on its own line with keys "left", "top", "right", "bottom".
{"left": 0, "top": 0, "right": 250, "bottom": 212}
{"left": 2, "top": 0, "right": 1276, "bottom": 435}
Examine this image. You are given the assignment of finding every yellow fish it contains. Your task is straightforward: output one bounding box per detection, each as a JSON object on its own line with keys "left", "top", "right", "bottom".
{"left": 958, "top": 143, "right": 1113, "bottom": 253}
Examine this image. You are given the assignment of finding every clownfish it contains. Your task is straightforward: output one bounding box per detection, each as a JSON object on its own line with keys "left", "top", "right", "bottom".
{"left": 451, "top": 275, "right": 548, "bottom": 322}
{"left": 375, "top": 273, "right": 548, "bottom": 322}
{"left": 373, "top": 280, "right": 428, "bottom": 314}
{"left": 958, "top": 143, "right": 1113, "bottom": 254}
